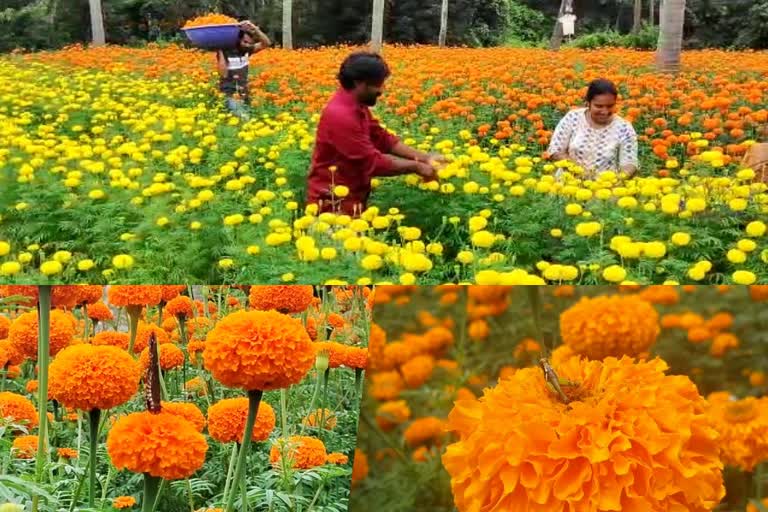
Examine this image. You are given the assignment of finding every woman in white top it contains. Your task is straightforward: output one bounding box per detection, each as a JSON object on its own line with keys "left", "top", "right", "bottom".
{"left": 547, "top": 79, "right": 639, "bottom": 179}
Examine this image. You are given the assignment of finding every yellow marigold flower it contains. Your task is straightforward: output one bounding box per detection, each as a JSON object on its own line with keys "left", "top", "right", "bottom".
{"left": 560, "top": 295, "right": 659, "bottom": 359}
{"left": 443, "top": 357, "right": 725, "bottom": 512}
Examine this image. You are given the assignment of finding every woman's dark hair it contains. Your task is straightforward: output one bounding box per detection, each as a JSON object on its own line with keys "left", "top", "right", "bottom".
{"left": 338, "top": 52, "right": 391, "bottom": 90}
{"left": 586, "top": 79, "right": 618, "bottom": 102}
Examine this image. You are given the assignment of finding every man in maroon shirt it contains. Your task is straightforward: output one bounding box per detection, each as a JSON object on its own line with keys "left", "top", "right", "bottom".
{"left": 306, "top": 52, "right": 446, "bottom": 217}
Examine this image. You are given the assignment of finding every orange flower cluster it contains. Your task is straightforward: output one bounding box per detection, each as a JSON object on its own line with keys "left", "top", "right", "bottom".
{"left": 326, "top": 452, "right": 349, "bottom": 465}
{"left": 207, "top": 397, "right": 275, "bottom": 443}
{"left": 113, "top": 496, "right": 137, "bottom": 509}
{"left": 351, "top": 448, "right": 368, "bottom": 485}
{"left": 269, "top": 436, "right": 327, "bottom": 469}
{"left": 9, "top": 309, "right": 76, "bottom": 359}
{"left": 560, "top": 294, "right": 659, "bottom": 360}
{"left": 203, "top": 310, "right": 314, "bottom": 391}
{"left": 638, "top": 285, "right": 680, "bottom": 305}
{"left": 249, "top": 285, "right": 314, "bottom": 314}
{"left": 0, "top": 285, "right": 38, "bottom": 306}
{"left": 182, "top": 13, "right": 238, "bottom": 29}
{"left": 403, "top": 416, "right": 446, "bottom": 448}
{"left": 750, "top": 285, "right": 768, "bottom": 302}
{"left": 165, "top": 296, "right": 194, "bottom": 319}
{"left": 161, "top": 401, "right": 206, "bottom": 432}
{"left": 0, "top": 391, "right": 38, "bottom": 428}
{"left": 302, "top": 408, "right": 337, "bottom": 430}
{"left": 706, "top": 393, "right": 768, "bottom": 471}
{"left": 51, "top": 285, "right": 102, "bottom": 309}
{"left": 662, "top": 311, "right": 740, "bottom": 356}
{"left": 313, "top": 342, "right": 368, "bottom": 369}
{"left": 11, "top": 435, "right": 39, "bottom": 459}
{"left": 443, "top": 356, "right": 724, "bottom": 511}
{"left": 106, "top": 411, "right": 208, "bottom": 480}
{"left": 91, "top": 331, "right": 130, "bottom": 350}
{"left": 160, "top": 285, "right": 186, "bottom": 302}
{"left": 48, "top": 344, "right": 140, "bottom": 411}
{"left": 375, "top": 400, "right": 411, "bottom": 431}
{"left": 57, "top": 447, "right": 78, "bottom": 459}
{"left": 107, "top": 285, "right": 162, "bottom": 308}
{"left": 139, "top": 343, "right": 184, "bottom": 371}
{"left": 87, "top": 301, "right": 113, "bottom": 322}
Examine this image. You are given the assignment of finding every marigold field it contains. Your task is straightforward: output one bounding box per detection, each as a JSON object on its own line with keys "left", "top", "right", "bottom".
{"left": 0, "top": 284, "right": 370, "bottom": 512}
{"left": 352, "top": 284, "right": 768, "bottom": 512}
{"left": 1, "top": 46, "right": 768, "bottom": 285}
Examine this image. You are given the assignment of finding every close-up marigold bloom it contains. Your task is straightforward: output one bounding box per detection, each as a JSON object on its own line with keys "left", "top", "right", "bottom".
{"left": 204, "top": 310, "right": 314, "bottom": 391}
{"left": 368, "top": 322, "right": 387, "bottom": 371}
{"left": 638, "top": 285, "right": 680, "bottom": 305}
{"left": 52, "top": 285, "right": 102, "bottom": 309}
{"left": 9, "top": 309, "right": 76, "bottom": 359}
{"left": 92, "top": 331, "right": 130, "bottom": 350}
{"left": 160, "top": 285, "right": 186, "bottom": 302}
{"left": 369, "top": 371, "right": 404, "bottom": 401}
{"left": 249, "top": 285, "right": 314, "bottom": 314}
{"left": 468, "top": 285, "right": 512, "bottom": 304}
{"left": 107, "top": 285, "right": 163, "bottom": 308}
{"left": 139, "top": 343, "right": 184, "bottom": 371}
{"left": 48, "top": 344, "right": 140, "bottom": 411}
{"left": 112, "top": 496, "right": 137, "bottom": 509}
{"left": 351, "top": 448, "right": 368, "bottom": 485}
{"left": 559, "top": 295, "right": 660, "bottom": 360}
{"left": 705, "top": 312, "right": 734, "bottom": 332}
{"left": 269, "top": 436, "right": 327, "bottom": 469}
{"left": 376, "top": 400, "right": 412, "bottom": 431}
{"left": 403, "top": 416, "right": 446, "bottom": 448}
{"left": 187, "top": 340, "right": 206, "bottom": 365}
{"left": 11, "top": 435, "right": 39, "bottom": 459}
{"left": 326, "top": 452, "right": 349, "bottom": 465}
{"left": 87, "top": 301, "right": 113, "bottom": 322}
{"left": 401, "top": 354, "right": 436, "bottom": 389}
{"left": 0, "top": 391, "right": 38, "bottom": 428}
{"left": 443, "top": 356, "right": 725, "bottom": 512}
{"left": 0, "top": 339, "right": 25, "bottom": 366}
{"left": 207, "top": 397, "right": 275, "bottom": 443}
{"left": 706, "top": 394, "right": 768, "bottom": 471}
{"left": 185, "top": 377, "right": 207, "bottom": 396}
{"left": 106, "top": 411, "right": 208, "bottom": 480}
{"left": 302, "top": 408, "right": 337, "bottom": 430}
{"left": 0, "top": 315, "right": 9, "bottom": 339}
{"left": 57, "top": 447, "right": 79, "bottom": 459}
{"left": 160, "top": 401, "right": 206, "bottom": 432}
{"left": 165, "top": 296, "right": 194, "bottom": 319}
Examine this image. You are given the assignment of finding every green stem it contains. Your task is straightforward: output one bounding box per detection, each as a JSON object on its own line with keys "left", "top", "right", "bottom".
{"left": 101, "top": 464, "right": 112, "bottom": 505}
{"left": 241, "top": 467, "right": 248, "bottom": 512}
{"left": 301, "top": 376, "right": 321, "bottom": 436}
{"left": 225, "top": 389, "right": 263, "bottom": 512}
{"left": 222, "top": 442, "right": 238, "bottom": 506}
{"left": 355, "top": 368, "right": 364, "bottom": 399}
{"left": 186, "top": 478, "right": 195, "bottom": 512}
{"left": 151, "top": 478, "right": 166, "bottom": 512}
{"left": 32, "top": 285, "right": 52, "bottom": 512}
{"left": 83, "top": 304, "right": 90, "bottom": 341}
{"left": 88, "top": 409, "right": 101, "bottom": 507}
{"left": 142, "top": 474, "right": 161, "bottom": 512}
{"left": 281, "top": 388, "right": 290, "bottom": 436}
{"left": 127, "top": 306, "right": 141, "bottom": 355}
{"left": 306, "top": 480, "right": 325, "bottom": 511}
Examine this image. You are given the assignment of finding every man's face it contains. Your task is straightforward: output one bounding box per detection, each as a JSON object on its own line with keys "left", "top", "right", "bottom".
{"left": 356, "top": 81, "right": 385, "bottom": 107}
{"left": 239, "top": 33, "right": 255, "bottom": 51}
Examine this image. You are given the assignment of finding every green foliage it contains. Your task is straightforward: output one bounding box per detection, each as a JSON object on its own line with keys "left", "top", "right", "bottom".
{"left": 570, "top": 24, "right": 660, "bottom": 50}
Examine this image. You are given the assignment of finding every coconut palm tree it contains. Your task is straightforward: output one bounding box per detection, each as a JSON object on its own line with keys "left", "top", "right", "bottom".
{"left": 550, "top": 0, "right": 574, "bottom": 51}
{"left": 282, "top": 0, "right": 292, "bottom": 49}
{"left": 371, "top": 0, "right": 385, "bottom": 53}
{"left": 632, "top": 0, "right": 642, "bottom": 33}
{"left": 656, "top": 0, "right": 686, "bottom": 73}
{"left": 88, "top": 0, "right": 105, "bottom": 46}
{"left": 438, "top": 0, "right": 449, "bottom": 47}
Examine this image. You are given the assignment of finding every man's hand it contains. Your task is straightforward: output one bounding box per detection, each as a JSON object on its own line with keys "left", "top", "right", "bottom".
{"left": 415, "top": 162, "right": 439, "bottom": 182}
{"left": 427, "top": 152, "right": 448, "bottom": 164}
{"left": 239, "top": 20, "right": 258, "bottom": 33}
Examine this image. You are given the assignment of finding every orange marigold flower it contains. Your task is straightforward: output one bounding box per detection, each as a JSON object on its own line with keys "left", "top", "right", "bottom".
{"left": 87, "top": 301, "right": 113, "bottom": 322}
{"left": 57, "top": 447, "right": 79, "bottom": 459}
{"left": 139, "top": 343, "right": 184, "bottom": 371}
{"left": 443, "top": 356, "right": 725, "bottom": 512}
{"left": 401, "top": 355, "right": 435, "bottom": 389}
{"left": 204, "top": 310, "right": 314, "bottom": 391}
{"left": 75, "top": 285, "right": 104, "bottom": 305}
{"left": 161, "top": 401, "right": 206, "bottom": 432}
{"left": 0, "top": 391, "right": 38, "bottom": 428}
{"left": 302, "top": 408, "right": 337, "bottom": 430}
{"left": 468, "top": 319, "right": 489, "bottom": 341}
{"left": 249, "top": 285, "right": 314, "bottom": 314}
{"left": 553, "top": 285, "right": 575, "bottom": 298}
{"left": 165, "top": 296, "right": 194, "bottom": 319}
{"left": 0, "top": 315, "right": 10, "bottom": 339}
{"left": 107, "top": 286, "right": 163, "bottom": 308}
{"left": 92, "top": 331, "right": 130, "bottom": 350}
{"left": 162, "top": 317, "right": 178, "bottom": 333}
{"left": 112, "top": 496, "right": 137, "bottom": 509}
{"left": 412, "top": 445, "right": 430, "bottom": 462}
{"left": 49, "top": 345, "right": 140, "bottom": 411}
{"left": 750, "top": 371, "right": 766, "bottom": 387}
{"left": 340, "top": 346, "right": 368, "bottom": 369}
{"left": 0, "top": 339, "right": 25, "bottom": 366}
{"left": 160, "top": 285, "right": 186, "bottom": 302}
{"left": 749, "top": 285, "right": 768, "bottom": 302}
{"left": 226, "top": 296, "right": 240, "bottom": 308}
{"left": 707, "top": 394, "right": 768, "bottom": 471}
{"left": 187, "top": 340, "right": 206, "bottom": 365}
{"left": 679, "top": 312, "right": 706, "bottom": 329}
{"left": 269, "top": 436, "right": 327, "bottom": 469}
{"left": 710, "top": 333, "right": 740, "bottom": 357}
{"left": 25, "top": 380, "right": 38, "bottom": 394}
{"left": 0, "top": 285, "right": 38, "bottom": 306}
{"left": 12, "top": 434, "right": 39, "bottom": 459}
{"left": 370, "top": 371, "right": 404, "bottom": 401}
{"left": 688, "top": 326, "right": 712, "bottom": 344}
{"left": 327, "top": 313, "right": 345, "bottom": 329}
{"left": 705, "top": 312, "right": 734, "bottom": 332}
{"left": 135, "top": 321, "right": 171, "bottom": 352}
{"left": 513, "top": 338, "right": 542, "bottom": 360}
{"left": 638, "top": 285, "right": 680, "bottom": 305}
{"left": 376, "top": 400, "right": 411, "bottom": 431}
{"left": 326, "top": 452, "right": 348, "bottom": 465}
{"left": 9, "top": 309, "right": 76, "bottom": 359}
{"left": 422, "top": 326, "right": 454, "bottom": 352}
{"left": 560, "top": 295, "right": 659, "bottom": 360}
{"left": 186, "top": 316, "right": 213, "bottom": 340}
{"left": 106, "top": 411, "right": 208, "bottom": 480}
{"left": 351, "top": 448, "right": 368, "bottom": 485}
{"left": 183, "top": 13, "right": 238, "bottom": 28}
{"left": 367, "top": 322, "right": 387, "bottom": 371}
{"left": 403, "top": 416, "right": 446, "bottom": 448}
{"left": 53, "top": 285, "right": 100, "bottom": 309}
{"left": 660, "top": 313, "right": 682, "bottom": 329}
{"left": 207, "top": 397, "right": 275, "bottom": 443}
{"left": 185, "top": 377, "right": 207, "bottom": 396}
{"left": 468, "top": 285, "right": 512, "bottom": 304}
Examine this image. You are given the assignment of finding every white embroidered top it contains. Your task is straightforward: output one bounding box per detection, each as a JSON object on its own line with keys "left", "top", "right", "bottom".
{"left": 547, "top": 108, "right": 638, "bottom": 177}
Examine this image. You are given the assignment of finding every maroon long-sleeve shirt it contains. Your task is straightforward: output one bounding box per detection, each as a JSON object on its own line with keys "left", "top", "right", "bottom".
{"left": 306, "top": 88, "right": 401, "bottom": 217}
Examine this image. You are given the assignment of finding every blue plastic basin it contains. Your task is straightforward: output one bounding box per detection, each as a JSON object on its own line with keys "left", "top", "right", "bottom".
{"left": 182, "top": 24, "right": 241, "bottom": 50}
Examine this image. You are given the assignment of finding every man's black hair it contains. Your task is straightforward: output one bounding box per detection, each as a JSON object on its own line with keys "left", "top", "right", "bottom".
{"left": 337, "top": 52, "right": 391, "bottom": 90}
{"left": 586, "top": 78, "right": 618, "bottom": 102}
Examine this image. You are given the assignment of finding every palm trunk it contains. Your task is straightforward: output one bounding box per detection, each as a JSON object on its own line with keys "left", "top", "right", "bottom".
{"left": 371, "top": 0, "right": 385, "bottom": 53}
{"left": 649, "top": 0, "right": 655, "bottom": 26}
{"left": 656, "top": 0, "right": 685, "bottom": 74}
{"left": 549, "top": 0, "right": 573, "bottom": 51}
{"left": 282, "top": 0, "right": 292, "bottom": 50}
{"left": 632, "top": 0, "right": 642, "bottom": 33}
{"left": 88, "top": 0, "right": 106, "bottom": 46}
{"left": 438, "top": 0, "right": 449, "bottom": 47}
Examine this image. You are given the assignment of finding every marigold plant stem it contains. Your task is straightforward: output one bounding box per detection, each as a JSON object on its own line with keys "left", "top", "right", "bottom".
{"left": 281, "top": 387, "right": 290, "bottom": 436}
{"left": 82, "top": 304, "right": 89, "bottom": 341}
{"left": 225, "top": 389, "right": 263, "bottom": 512}
{"left": 88, "top": 408, "right": 101, "bottom": 507}
{"left": 32, "top": 285, "right": 51, "bottom": 512}
{"left": 127, "top": 305, "right": 141, "bottom": 355}
{"left": 142, "top": 473, "right": 161, "bottom": 512}
{"left": 301, "top": 374, "right": 322, "bottom": 436}
{"left": 222, "top": 442, "right": 238, "bottom": 505}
